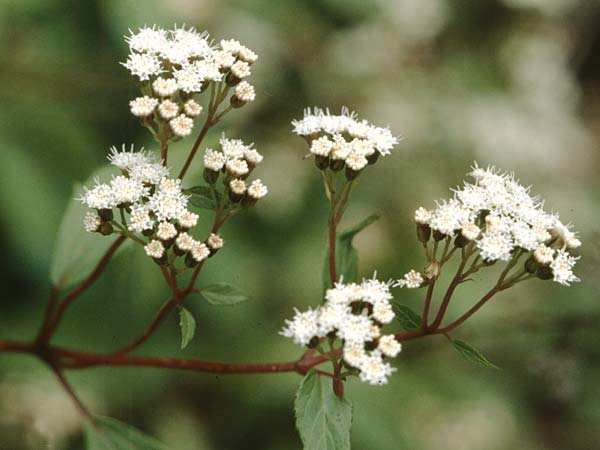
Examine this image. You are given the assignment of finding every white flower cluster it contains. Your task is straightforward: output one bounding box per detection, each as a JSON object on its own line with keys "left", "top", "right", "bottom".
{"left": 414, "top": 164, "right": 580, "bottom": 285}
{"left": 79, "top": 145, "right": 222, "bottom": 266}
{"left": 203, "top": 135, "right": 268, "bottom": 205}
{"left": 292, "top": 107, "right": 399, "bottom": 178}
{"left": 281, "top": 278, "right": 401, "bottom": 385}
{"left": 123, "top": 26, "right": 258, "bottom": 138}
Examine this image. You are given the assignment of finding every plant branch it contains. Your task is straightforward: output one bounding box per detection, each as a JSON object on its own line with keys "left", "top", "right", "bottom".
{"left": 39, "top": 236, "right": 126, "bottom": 343}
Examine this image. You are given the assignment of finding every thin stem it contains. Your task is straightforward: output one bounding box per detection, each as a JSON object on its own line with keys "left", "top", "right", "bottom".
{"left": 334, "top": 181, "right": 353, "bottom": 224}
{"left": 178, "top": 116, "right": 213, "bottom": 180}
{"left": 40, "top": 236, "right": 126, "bottom": 343}
{"left": 429, "top": 255, "right": 469, "bottom": 330}
{"left": 421, "top": 280, "right": 436, "bottom": 329}
{"left": 111, "top": 297, "right": 176, "bottom": 355}
{"left": 437, "top": 286, "right": 501, "bottom": 334}
{"left": 52, "top": 366, "right": 95, "bottom": 422}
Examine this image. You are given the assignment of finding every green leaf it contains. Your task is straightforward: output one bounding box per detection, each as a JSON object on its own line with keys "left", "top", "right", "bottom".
{"left": 198, "top": 283, "right": 249, "bottom": 306}
{"left": 452, "top": 339, "right": 499, "bottom": 369}
{"left": 294, "top": 370, "right": 353, "bottom": 450}
{"left": 84, "top": 415, "right": 171, "bottom": 450}
{"left": 322, "top": 213, "right": 379, "bottom": 291}
{"left": 392, "top": 303, "right": 422, "bottom": 331}
{"left": 179, "top": 307, "right": 196, "bottom": 349}
{"left": 50, "top": 166, "right": 128, "bottom": 290}
{"left": 187, "top": 185, "right": 221, "bottom": 210}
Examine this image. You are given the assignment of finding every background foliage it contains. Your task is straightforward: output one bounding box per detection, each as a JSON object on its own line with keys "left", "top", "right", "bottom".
{"left": 1, "top": 0, "right": 599, "bottom": 449}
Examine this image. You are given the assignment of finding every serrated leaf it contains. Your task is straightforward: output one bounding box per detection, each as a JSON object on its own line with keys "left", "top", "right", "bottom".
{"left": 187, "top": 185, "right": 221, "bottom": 210}
{"left": 50, "top": 166, "right": 128, "bottom": 290}
{"left": 84, "top": 415, "right": 171, "bottom": 450}
{"left": 198, "top": 283, "right": 249, "bottom": 306}
{"left": 452, "top": 339, "right": 499, "bottom": 369}
{"left": 392, "top": 303, "right": 422, "bottom": 331}
{"left": 322, "top": 213, "right": 379, "bottom": 291}
{"left": 294, "top": 370, "right": 353, "bottom": 450}
{"left": 179, "top": 307, "right": 196, "bottom": 349}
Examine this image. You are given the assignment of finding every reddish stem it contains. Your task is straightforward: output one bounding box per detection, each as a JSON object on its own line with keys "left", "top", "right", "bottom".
{"left": 40, "top": 236, "right": 126, "bottom": 343}
{"left": 178, "top": 117, "right": 212, "bottom": 180}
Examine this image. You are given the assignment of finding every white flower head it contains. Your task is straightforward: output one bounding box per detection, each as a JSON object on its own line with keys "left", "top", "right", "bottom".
{"left": 122, "top": 53, "right": 162, "bottom": 81}
{"left": 280, "top": 308, "right": 320, "bottom": 346}
{"left": 156, "top": 222, "right": 177, "bottom": 241}
{"left": 169, "top": 114, "right": 194, "bottom": 137}
{"left": 378, "top": 335, "right": 402, "bottom": 358}
{"left": 158, "top": 99, "right": 179, "bottom": 120}
{"left": 152, "top": 77, "right": 178, "bottom": 97}
{"left": 190, "top": 242, "right": 210, "bottom": 262}
{"left": 204, "top": 148, "right": 226, "bottom": 172}
{"left": 550, "top": 250, "right": 580, "bottom": 286}
{"left": 396, "top": 270, "right": 424, "bottom": 289}
{"left": 183, "top": 99, "right": 203, "bottom": 117}
{"left": 129, "top": 96, "right": 158, "bottom": 117}
{"left": 248, "top": 179, "right": 268, "bottom": 199}
{"left": 144, "top": 239, "right": 165, "bottom": 259}
{"left": 206, "top": 233, "right": 224, "bottom": 250}
{"left": 234, "top": 81, "right": 255, "bottom": 102}
{"left": 83, "top": 212, "right": 101, "bottom": 233}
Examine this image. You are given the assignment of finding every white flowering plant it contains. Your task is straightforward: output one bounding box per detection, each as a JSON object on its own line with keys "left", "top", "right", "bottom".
{"left": 0, "top": 24, "right": 582, "bottom": 450}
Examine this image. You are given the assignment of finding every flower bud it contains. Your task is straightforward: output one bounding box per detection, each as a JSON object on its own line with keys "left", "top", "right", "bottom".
{"left": 333, "top": 379, "right": 344, "bottom": 398}
{"left": 329, "top": 159, "right": 345, "bottom": 172}
{"left": 98, "top": 208, "right": 113, "bottom": 222}
{"left": 345, "top": 166, "right": 360, "bottom": 181}
{"left": 536, "top": 265, "right": 553, "bottom": 280}
{"left": 433, "top": 229, "right": 446, "bottom": 241}
{"left": 203, "top": 168, "right": 219, "bottom": 185}
{"left": 454, "top": 233, "right": 469, "bottom": 248}
{"left": 417, "top": 224, "right": 431, "bottom": 243}
{"left": 424, "top": 261, "right": 440, "bottom": 281}
{"left": 230, "top": 95, "right": 245, "bottom": 109}
{"left": 307, "top": 336, "right": 320, "bottom": 349}
{"left": 367, "top": 152, "right": 379, "bottom": 165}
{"left": 99, "top": 221, "right": 113, "bottom": 236}
{"left": 185, "top": 251, "right": 199, "bottom": 268}
{"left": 524, "top": 256, "right": 538, "bottom": 274}
{"left": 315, "top": 155, "right": 329, "bottom": 170}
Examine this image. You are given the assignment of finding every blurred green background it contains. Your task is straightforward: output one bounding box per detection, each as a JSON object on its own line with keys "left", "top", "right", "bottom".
{"left": 1, "top": 0, "right": 599, "bottom": 449}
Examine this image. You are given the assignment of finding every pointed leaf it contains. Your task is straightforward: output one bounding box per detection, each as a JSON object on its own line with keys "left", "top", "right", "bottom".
{"left": 392, "top": 303, "right": 422, "bottom": 331}
{"left": 322, "top": 214, "right": 379, "bottom": 290}
{"left": 198, "top": 283, "right": 249, "bottom": 306}
{"left": 294, "top": 370, "right": 353, "bottom": 450}
{"left": 186, "top": 185, "right": 221, "bottom": 210}
{"left": 84, "top": 415, "right": 171, "bottom": 450}
{"left": 452, "top": 339, "right": 499, "bottom": 369}
{"left": 179, "top": 307, "right": 196, "bottom": 349}
{"left": 50, "top": 166, "right": 128, "bottom": 290}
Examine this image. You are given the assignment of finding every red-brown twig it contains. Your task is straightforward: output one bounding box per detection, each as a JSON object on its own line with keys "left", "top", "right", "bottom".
{"left": 39, "top": 236, "right": 126, "bottom": 343}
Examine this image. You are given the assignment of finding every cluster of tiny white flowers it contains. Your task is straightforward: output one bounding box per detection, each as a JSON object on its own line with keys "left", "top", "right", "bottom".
{"left": 123, "top": 25, "right": 258, "bottom": 139}
{"left": 414, "top": 164, "right": 580, "bottom": 285}
{"left": 281, "top": 278, "right": 401, "bottom": 385}
{"left": 396, "top": 270, "right": 424, "bottom": 289}
{"left": 79, "top": 145, "right": 223, "bottom": 266}
{"left": 203, "top": 135, "right": 268, "bottom": 204}
{"left": 292, "top": 107, "right": 400, "bottom": 178}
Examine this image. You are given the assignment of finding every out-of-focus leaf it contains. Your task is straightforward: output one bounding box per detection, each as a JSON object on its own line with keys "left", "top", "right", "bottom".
{"left": 49, "top": 166, "right": 128, "bottom": 290}
{"left": 392, "top": 303, "right": 422, "bottom": 331}
{"left": 198, "top": 283, "right": 249, "bottom": 306}
{"left": 452, "top": 339, "right": 499, "bottom": 369}
{"left": 179, "top": 307, "right": 196, "bottom": 349}
{"left": 187, "top": 185, "right": 221, "bottom": 210}
{"left": 84, "top": 415, "right": 172, "bottom": 450}
{"left": 294, "top": 370, "right": 352, "bottom": 450}
{"left": 322, "top": 213, "right": 379, "bottom": 291}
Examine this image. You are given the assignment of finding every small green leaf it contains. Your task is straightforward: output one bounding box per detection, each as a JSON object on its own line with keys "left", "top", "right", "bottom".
{"left": 179, "top": 307, "right": 196, "bottom": 349}
{"left": 198, "top": 283, "right": 249, "bottom": 306}
{"left": 392, "top": 303, "right": 422, "bottom": 331}
{"left": 186, "top": 185, "right": 221, "bottom": 210}
{"left": 84, "top": 415, "right": 172, "bottom": 450}
{"left": 50, "top": 166, "right": 129, "bottom": 290}
{"left": 294, "top": 370, "right": 353, "bottom": 450}
{"left": 452, "top": 339, "right": 499, "bottom": 369}
{"left": 322, "top": 213, "right": 379, "bottom": 291}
